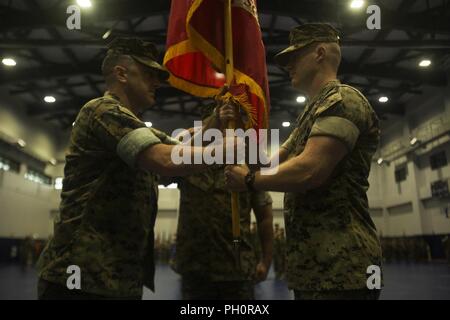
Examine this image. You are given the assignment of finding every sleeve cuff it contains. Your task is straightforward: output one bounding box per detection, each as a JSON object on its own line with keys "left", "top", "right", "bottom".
{"left": 116, "top": 127, "right": 162, "bottom": 168}
{"left": 150, "top": 128, "right": 181, "bottom": 145}
{"left": 309, "top": 116, "right": 360, "bottom": 151}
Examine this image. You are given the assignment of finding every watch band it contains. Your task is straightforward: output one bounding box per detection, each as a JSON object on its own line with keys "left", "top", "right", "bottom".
{"left": 245, "top": 171, "right": 256, "bottom": 192}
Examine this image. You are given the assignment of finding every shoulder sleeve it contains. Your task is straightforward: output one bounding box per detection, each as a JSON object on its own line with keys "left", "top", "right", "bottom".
{"left": 309, "top": 87, "right": 371, "bottom": 151}
{"left": 90, "top": 99, "right": 163, "bottom": 168}
{"left": 280, "top": 127, "right": 299, "bottom": 154}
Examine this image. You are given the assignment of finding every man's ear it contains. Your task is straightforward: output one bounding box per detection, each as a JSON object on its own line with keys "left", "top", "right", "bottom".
{"left": 113, "top": 65, "right": 128, "bottom": 83}
{"left": 315, "top": 45, "right": 326, "bottom": 63}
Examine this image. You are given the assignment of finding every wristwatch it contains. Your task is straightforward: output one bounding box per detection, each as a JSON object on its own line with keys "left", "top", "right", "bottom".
{"left": 245, "top": 171, "right": 256, "bottom": 191}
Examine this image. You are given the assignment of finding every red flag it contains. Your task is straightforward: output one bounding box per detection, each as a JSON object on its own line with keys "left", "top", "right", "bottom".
{"left": 164, "top": 0, "right": 270, "bottom": 131}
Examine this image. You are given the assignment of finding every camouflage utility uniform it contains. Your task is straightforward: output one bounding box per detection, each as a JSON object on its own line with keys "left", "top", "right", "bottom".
{"left": 281, "top": 80, "right": 382, "bottom": 300}
{"left": 174, "top": 166, "right": 272, "bottom": 300}
{"left": 37, "top": 92, "right": 176, "bottom": 299}
{"left": 274, "top": 23, "right": 383, "bottom": 300}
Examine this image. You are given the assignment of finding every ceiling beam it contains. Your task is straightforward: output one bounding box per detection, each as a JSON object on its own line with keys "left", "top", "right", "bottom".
{"left": 1, "top": 0, "right": 449, "bottom": 35}
{"left": 2, "top": 38, "right": 450, "bottom": 50}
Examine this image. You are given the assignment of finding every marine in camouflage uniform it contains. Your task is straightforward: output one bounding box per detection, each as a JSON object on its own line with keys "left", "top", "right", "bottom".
{"left": 225, "top": 24, "right": 383, "bottom": 300}
{"left": 280, "top": 79, "right": 382, "bottom": 299}
{"left": 37, "top": 91, "right": 171, "bottom": 299}
{"left": 173, "top": 165, "right": 273, "bottom": 300}
{"left": 36, "top": 38, "right": 226, "bottom": 299}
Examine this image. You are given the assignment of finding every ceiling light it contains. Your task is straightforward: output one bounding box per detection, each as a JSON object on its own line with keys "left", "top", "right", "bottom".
{"left": 44, "top": 96, "right": 56, "bottom": 103}
{"left": 377, "top": 158, "right": 383, "bottom": 165}
{"left": 102, "top": 30, "right": 112, "bottom": 40}
{"left": 379, "top": 96, "right": 389, "bottom": 103}
{"left": 296, "top": 96, "right": 306, "bottom": 103}
{"left": 410, "top": 137, "right": 418, "bottom": 146}
{"left": 282, "top": 122, "right": 290, "bottom": 127}
{"left": 2, "top": 58, "right": 16, "bottom": 66}
{"left": 350, "top": 0, "right": 365, "bottom": 9}
{"left": 17, "top": 139, "right": 26, "bottom": 148}
{"left": 77, "top": 0, "right": 92, "bottom": 8}
{"left": 49, "top": 158, "right": 57, "bottom": 166}
{"left": 418, "top": 59, "right": 431, "bottom": 68}
{"left": 145, "top": 122, "right": 152, "bottom": 128}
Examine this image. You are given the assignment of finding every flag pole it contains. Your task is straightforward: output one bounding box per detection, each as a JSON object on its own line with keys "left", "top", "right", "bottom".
{"left": 224, "top": 0, "right": 241, "bottom": 267}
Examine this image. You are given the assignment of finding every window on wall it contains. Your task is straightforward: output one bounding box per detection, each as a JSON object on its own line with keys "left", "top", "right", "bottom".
{"left": 0, "top": 155, "right": 20, "bottom": 173}
{"left": 430, "top": 151, "right": 447, "bottom": 170}
{"left": 24, "top": 168, "right": 52, "bottom": 185}
{"left": 395, "top": 165, "right": 408, "bottom": 183}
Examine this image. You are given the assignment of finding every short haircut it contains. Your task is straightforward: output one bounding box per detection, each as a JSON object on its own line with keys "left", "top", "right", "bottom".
{"left": 101, "top": 53, "right": 134, "bottom": 84}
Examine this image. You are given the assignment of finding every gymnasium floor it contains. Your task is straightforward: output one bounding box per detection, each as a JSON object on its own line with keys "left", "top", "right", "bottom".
{"left": 1, "top": 262, "right": 449, "bottom": 300}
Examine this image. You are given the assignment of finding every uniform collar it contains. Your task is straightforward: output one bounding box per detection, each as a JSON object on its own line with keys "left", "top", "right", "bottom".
{"left": 104, "top": 91, "right": 121, "bottom": 103}
{"left": 308, "top": 79, "right": 340, "bottom": 106}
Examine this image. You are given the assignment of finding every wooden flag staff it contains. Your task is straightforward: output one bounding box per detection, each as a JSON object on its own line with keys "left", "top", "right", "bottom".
{"left": 224, "top": 0, "right": 241, "bottom": 267}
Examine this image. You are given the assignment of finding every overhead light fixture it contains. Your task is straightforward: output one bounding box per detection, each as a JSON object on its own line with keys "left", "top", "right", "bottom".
{"left": 102, "top": 29, "right": 112, "bottom": 40}
{"left": 410, "top": 137, "right": 419, "bottom": 146}
{"left": 350, "top": 0, "right": 365, "bottom": 9}
{"left": 2, "top": 58, "right": 16, "bottom": 66}
{"left": 44, "top": 96, "right": 56, "bottom": 103}
{"left": 17, "top": 139, "right": 26, "bottom": 148}
{"left": 72, "top": 122, "right": 76, "bottom": 127}
{"left": 377, "top": 158, "right": 384, "bottom": 165}
{"left": 49, "top": 158, "right": 57, "bottom": 166}
{"left": 0, "top": 162, "right": 10, "bottom": 171}
{"left": 418, "top": 59, "right": 431, "bottom": 68}
{"left": 296, "top": 96, "right": 306, "bottom": 103}
{"left": 282, "top": 122, "right": 291, "bottom": 127}
{"left": 77, "top": 0, "right": 92, "bottom": 8}
{"left": 145, "top": 122, "right": 152, "bottom": 128}
{"left": 379, "top": 96, "right": 389, "bottom": 103}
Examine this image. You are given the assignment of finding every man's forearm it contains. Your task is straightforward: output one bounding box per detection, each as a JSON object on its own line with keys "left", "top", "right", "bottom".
{"left": 254, "top": 153, "right": 322, "bottom": 192}
{"left": 138, "top": 143, "right": 210, "bottom": 176}
{"left": 258, "top": 211, "right": 273, "bottom": 267}
{"left": 255, "top": 205, "right": 273, "bottom": 267}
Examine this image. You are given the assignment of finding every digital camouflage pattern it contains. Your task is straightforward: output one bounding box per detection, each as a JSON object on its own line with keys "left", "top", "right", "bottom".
{"left": 281, "top": 80, "right": 383, "bottom": 291}
{"left": 37, "top": 92, "right": 171, "bottom": 298}
{"left": 105, "top": 37, "right": 169, "bottom": 81}
{"left": 174, "top": 165, "right": 272, "bottom": 283}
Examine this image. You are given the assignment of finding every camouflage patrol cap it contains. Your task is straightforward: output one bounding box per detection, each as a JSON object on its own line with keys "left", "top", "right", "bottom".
{"left": 274, "top": 23, "right": 340, "bottom": 67}
{"left": 106, "top": 37, "right": 170, "bottom": 81}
